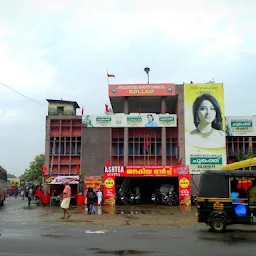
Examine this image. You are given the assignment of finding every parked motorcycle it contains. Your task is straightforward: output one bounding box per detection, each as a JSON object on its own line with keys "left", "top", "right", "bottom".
{"left": 163, "top": 191, "right": 179, "bottom": 206}
{"left": 116, "top": 190, "right": 129, "bottom": 205}
{"left": 129, "top": 193, "right": 140, "bottom": 204}
{"left": 151, "top": 192, "right": 163, "bottom": 205}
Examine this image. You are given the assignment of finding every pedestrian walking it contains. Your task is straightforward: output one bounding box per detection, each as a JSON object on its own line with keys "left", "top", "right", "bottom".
{"left": 87, "top": 188, "right": 96, "bottom": 214}
{"left": 96, "top": 189, "right": 103, "bottom": 206}
{"left": 27, "top": 186, "right": 33, "bottom": 207}
{"left": 60, "top": 181, "right": 72, "bottom": 219}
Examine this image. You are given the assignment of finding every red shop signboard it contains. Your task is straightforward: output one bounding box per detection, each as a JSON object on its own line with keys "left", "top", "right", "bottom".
{"left": 103, "top": 166, "right": 191, "bottom": 206}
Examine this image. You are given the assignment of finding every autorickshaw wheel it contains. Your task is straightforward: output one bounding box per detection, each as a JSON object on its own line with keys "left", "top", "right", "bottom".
{"left": 210, "top": 218, "right": 227, "bottom": 233}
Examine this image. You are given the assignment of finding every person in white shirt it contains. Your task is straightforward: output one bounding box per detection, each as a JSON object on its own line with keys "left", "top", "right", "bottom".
{"left": 96, "top": 190, "right": 103, "bottom": 206}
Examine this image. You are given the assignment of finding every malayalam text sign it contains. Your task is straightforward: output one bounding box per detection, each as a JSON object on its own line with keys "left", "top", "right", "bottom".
{"left": 109, "top": 84, "right": 175, "bottom": 97}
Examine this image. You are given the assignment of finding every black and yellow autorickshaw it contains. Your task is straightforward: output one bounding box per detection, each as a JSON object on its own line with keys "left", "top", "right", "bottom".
{"left": 196, "top": 170, "right": 256, "bottom": 232}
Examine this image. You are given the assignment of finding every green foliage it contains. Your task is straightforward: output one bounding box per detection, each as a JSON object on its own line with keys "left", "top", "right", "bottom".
{"left": 7, "top": 173, "right": 17, "bottom": 178}
{"left": 234, "top": 148, "right": 255, "bottom": 162}
{"left": 23, "top": 154, "right": 45, "bottom": 183}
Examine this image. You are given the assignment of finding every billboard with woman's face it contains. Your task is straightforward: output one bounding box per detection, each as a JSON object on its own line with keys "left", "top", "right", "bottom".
{"left": 184, "top": 83, "right": 226, "bottom": 174}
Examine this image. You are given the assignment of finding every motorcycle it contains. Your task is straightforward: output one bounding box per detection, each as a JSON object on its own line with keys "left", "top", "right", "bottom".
{"left": 151, "top": 192, "right": 164, "bottom": 205}
{"left": 129, "top": 193, "right": 140, "bottom": 204}
{"left": 163, "top": 191, "right": 179, "bottom": 206}
{"left": 116, "top": 190, "right": 129, "bottom": 205}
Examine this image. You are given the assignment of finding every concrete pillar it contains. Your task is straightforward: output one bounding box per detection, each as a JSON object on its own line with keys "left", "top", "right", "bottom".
{"left": 124, "top": 97, "right": 129, "bottom": 165}
{"left": 161, "top": 97, "right": 166, "bottom": 165}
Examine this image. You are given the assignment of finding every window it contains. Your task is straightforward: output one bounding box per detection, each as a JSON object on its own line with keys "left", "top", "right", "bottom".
{"left": 66, "top": 143, "right": 70, "bottom": 154}
{"left": 77, "top": 142, "right": 81, "bottom": 155}
{"left": 71, "top": 142, "right": 76, "bottom": 155}
{"left": 57, "top": 106, "right": 64, "bottom": 115}
{"left": 61, "top": 142, "right": 65, "bottom": 154}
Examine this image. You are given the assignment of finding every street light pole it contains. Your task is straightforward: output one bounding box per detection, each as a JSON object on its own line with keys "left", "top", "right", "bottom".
{"left": 144, "top": 67, "right": 150, "bottom": 84}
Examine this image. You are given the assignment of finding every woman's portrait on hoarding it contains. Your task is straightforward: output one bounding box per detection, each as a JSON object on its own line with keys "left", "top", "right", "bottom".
{"left": 83, "top": 115, "right": 94, "bottom": 127}
{"left": 145, "top": 114, "right": 158, "bottom": 127}
{"left": 189, "top": 93, "right": 225, "bottom": 149}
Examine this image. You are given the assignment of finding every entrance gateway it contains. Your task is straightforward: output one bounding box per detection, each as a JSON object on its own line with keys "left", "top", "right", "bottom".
{"left": 103, "top": 165, "right": 191, "bottom": 206}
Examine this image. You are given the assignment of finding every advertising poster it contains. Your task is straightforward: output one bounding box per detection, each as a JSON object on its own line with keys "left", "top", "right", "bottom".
{"left": 103, "top": 165, "right": 191, "bottom": 206}
{"left": 103, "top": 176, "right": 116, "bottom": 206}
{"left": 184, "top": 83, "right": 226, "bottom": 174}
{"left": 44, "top": 175, "right": 79, "bottom": 184}
{"left": 109, "top": 83, "right": 175, "bottom": 97}
{"left": 83, "top": 114, "right": 177, "bottom": 128}
{"left": 225, "top": 116, "right": 255, "bottom": 136}
{"left": 178, "top": 173, "right": 191, "bottom": 206}
{"left": 84, "top": 176, "right": 102, "bottom": 191}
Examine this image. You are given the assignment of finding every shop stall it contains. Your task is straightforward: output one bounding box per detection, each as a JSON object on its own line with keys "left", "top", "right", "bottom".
{"left": 103, "top": 165, "right": 191, "bottom": 206}
{"left": 42, "top": 175, "right": 79, "bottom": 206}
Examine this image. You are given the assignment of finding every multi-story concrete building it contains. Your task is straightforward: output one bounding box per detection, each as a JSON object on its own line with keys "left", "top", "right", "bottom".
{"left": 45, "top": 99, "right": 82, "bottom": 175}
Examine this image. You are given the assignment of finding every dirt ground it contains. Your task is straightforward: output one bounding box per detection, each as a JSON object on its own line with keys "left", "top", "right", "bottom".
{"left": 40, "top": 205, "right": 198, "bottom": 227}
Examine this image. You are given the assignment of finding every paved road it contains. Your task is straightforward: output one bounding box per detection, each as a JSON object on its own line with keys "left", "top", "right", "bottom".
{"left": 1, "top": 198, "right": 256, "bottom": 256}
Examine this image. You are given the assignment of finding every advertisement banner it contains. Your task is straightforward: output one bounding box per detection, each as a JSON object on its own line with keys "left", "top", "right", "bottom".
{"left": 178, "top": 173, "right": 191, "bottom": 206}
{"left": 83, "top": 114, "right": 177, "bottom": 128}
{"left": 225, "top": 116, "right": 255, "bottom": 136}
{"left": 104, "top": 166, "right": 190, "bottom": 177}
{"left": 184, "top": 83, "right": 226, "bottom": 174}
{"left": 84, "top": 176, "right": 102, "bottom": 191}
{"left": 103, "top": 176, "right": 116, "bottom": 206}
{"left": 109, "top": 83, "right": 175, "bottom": 97}
{"left": 44, "top": 175, "right": 79, "bottom": 184}
{"left": 103, "top": 166, "right": 191, "bottom": 206}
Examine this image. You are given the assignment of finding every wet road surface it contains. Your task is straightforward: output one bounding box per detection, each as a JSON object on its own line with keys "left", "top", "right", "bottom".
{"left": 2, "top": 198, "right": 256, "bottom": 255}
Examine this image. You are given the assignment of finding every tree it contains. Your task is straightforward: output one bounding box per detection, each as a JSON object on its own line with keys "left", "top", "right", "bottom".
{"left": 23, "top": 154, "right": 45, "bottom": 183}
{"left": 7, "top": 173, "right": 17, "bottom": 178}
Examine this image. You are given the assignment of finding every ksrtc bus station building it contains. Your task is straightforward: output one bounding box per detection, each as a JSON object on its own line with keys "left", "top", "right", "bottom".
{"left": 43, "top": 82, "right": 256, "bottom": 206}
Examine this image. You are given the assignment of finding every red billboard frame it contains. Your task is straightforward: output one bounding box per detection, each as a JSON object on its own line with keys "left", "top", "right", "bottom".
{"left": 103, "top": 166, "right": 191, "bottom": 206}
{"left": 109, "top": 84, "right": 176, "bottom": 97}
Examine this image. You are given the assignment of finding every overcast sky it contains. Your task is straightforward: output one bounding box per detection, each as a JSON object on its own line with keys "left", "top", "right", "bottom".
{"left": 0, "top": 0, "right": 256, "bottom": 176}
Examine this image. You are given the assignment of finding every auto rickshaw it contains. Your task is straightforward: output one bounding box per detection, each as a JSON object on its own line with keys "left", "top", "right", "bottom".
{"left": 196, "top": 170, "right": 256, "bottom": 232}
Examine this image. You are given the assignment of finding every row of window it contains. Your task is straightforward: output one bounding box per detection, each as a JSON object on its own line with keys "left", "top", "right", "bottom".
{"left": 50, "top": 142, "right": 81, "bottom": 155}
{"left": 226, "top": 143, "right": 256, "bottom": 156}
{"left": 50, "top": 137, "right": 81, "bottom": 142}
{"left": 112, "top": 143, "right": 178, "bottom": 156}
{"left": 112, "top": 138, "right": 177, "bottom": 142}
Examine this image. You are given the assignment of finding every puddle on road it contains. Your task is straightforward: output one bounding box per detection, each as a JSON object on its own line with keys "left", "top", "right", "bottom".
{"left": 40, "top": 233, "right": 69, "bottom": 239}
{"left": 89, "top": 248, "right": 152, "bottom": 255}
{"left": 198, "top": 229, "right": 256, "bottom": 244}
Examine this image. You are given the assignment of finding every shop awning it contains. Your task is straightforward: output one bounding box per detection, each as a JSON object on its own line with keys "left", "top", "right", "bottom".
{"left": 221, "top": 157, "right": 256, "bottom": 171}
{"left": 45, "top": 175, "right": 79, "bottom": 184}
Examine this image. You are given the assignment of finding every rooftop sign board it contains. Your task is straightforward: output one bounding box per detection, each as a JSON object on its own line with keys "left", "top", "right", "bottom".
{"left": 109, "top": 83, "right": 175, "bottom": 97}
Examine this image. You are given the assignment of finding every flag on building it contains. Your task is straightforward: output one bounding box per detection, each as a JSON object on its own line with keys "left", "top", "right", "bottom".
{"left": 178, "top": 157, "right": 183, "bottom": 165}
{"left": 42, "top": 165, "right": 47, "bottom": 175}
{"left": 105, "top": 104, "right": 110, "bottom": 113}
{"left": 81, "top": 106, "right": 84, "bottom": 115}
{"left": 145, "top": 135, "right": 150, "bottom": 152}
{"left": 105, "top": 159, "right": 110, "bottom": 168}
{"left": 107, "top": 73, "right": 115, "bottom": 78}
{"left": 138, "top": 105, "right": 141, "bottom": 114}
{"left": 76, "top": 165, "right": 80, "bottom": 175}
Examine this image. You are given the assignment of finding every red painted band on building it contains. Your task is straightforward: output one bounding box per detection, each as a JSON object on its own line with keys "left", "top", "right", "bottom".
{"left": 109, "top": 84, "right": 176, "bottom": 97}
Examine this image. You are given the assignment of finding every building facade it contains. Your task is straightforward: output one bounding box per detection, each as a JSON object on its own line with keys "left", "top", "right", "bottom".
{"left": 44, "top": 85, "right": 256, "bottom": 195}
{"left": 45, "top": 99, "right": 82, "bottom": 175}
